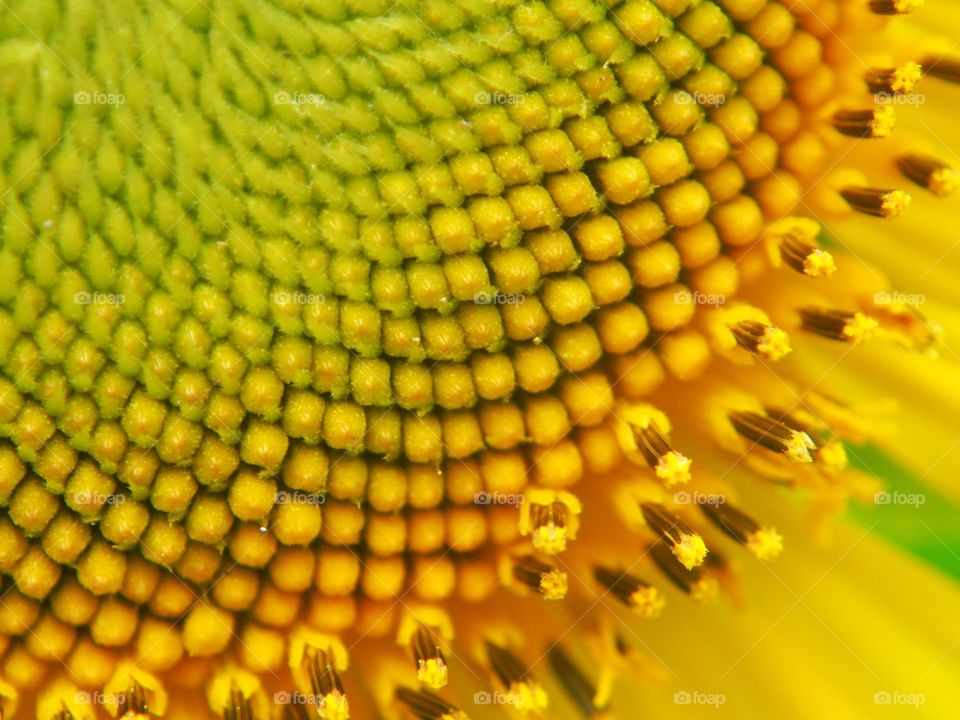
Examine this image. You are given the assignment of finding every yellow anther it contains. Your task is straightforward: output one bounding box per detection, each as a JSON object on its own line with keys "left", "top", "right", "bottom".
{"left": 832, "top": 107, "right": 896, "bottom": 139}
{"left": 614, "top": 403, "right": 691, "bottom": 486}
{"left": 594, "top": 566, "right": 665, "bottom": 617}
{"left": 288, "top": 630, "right": 350, "bottom": 720}
{"left": 640, "top": 503, "right": 708, "bottom": 569}
{"left": 518, "top": 488, "right": 582, "bottom": 554}
{"left": 728, "top": 410, "right": 816, "bottom": 463}
{"left": 799, "top": 308, "right": 878, "bottom": 345}
{"left": 897, "top": 154, "right": 959, "bottom": 197}
{"left": 840, "top": 187, "right": 911, "bottom": 219}
{"left": 701, "top": 501, "right": 783, "bottom": 560}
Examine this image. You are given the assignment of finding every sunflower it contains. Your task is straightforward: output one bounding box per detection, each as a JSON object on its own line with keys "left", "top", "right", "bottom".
{"left": 0, "top": 0, "right": 959, "bottom": 718}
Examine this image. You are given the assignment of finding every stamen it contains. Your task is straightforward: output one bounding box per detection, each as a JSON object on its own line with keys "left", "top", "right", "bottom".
{"left": 547, "top": 646, "right": 605, "bottom": 716}
{"left": 700, "top": 502, "right": 784, "bottom": 559}
{"left": 529, "top": 502, "right": 568, "bottom": 554}
{"left": 869, "top": 0, "right": 923, "bottom": 14}
{"left": 484, "top": 642, "right": 548, "bottom": 715}
{"left": 512, "top": 556, "right": 568, "bottom": 600}
{"left": 518, "top": 489, "right": 582, "bottom": 555}
{"left": 897, "top": 154, "right": 959, "bottom": 197}
{"left": 649, "top": 542, "right": 718, "bottom": 602}
{"left": 519, "top": 488, "right": 583, "bottom": 555}
{"left": 728, "top": 411, "right": 816, "bottom": 462}
{"left": 864, "top": 63, "right": 922, "bottom": 94}
{"left": 922, "top": 55, "right": 960, "bottom": 83}
{"left": 839, "top": 186, "right": 911, "bottom": 218}
{"left": 485, "top": 641, "right": 528, "bottom": 689}
{"left": 772, "top": 223, "right": 836, "bottom": 278}
{"left": 282, "top": 706, "right": 309, "bottom": 720}
{"left": 831, "top": 107, "right": 896, "bottom": 138}
{"left": 411, "top": 624, "right": 448, "bottom": 690}
{"left": 288, "top": 633, "right": 351, "bottom": 720}
{"left": 305, "top": 647, "right": 350, "bottom": 720}
{"left": 799, "top": 307, "right": 878, "bottom": 344}
{"left": 764, "top": 406, "right": 848, "bottom": 471}
{"left": 615, "top": 404, "right": 691, "bottom": 486}
{"left": 117, "top": 679, "right": 152, "bottom": 719}
{"left": 50, "top": 708, "right": 74, "bottom": 720}
{"left": 614, "top": 633, "right": 630, "bottom": 658}
{"left": 221, "top": 682, "right": 254, "bottom": 720}
{"left": 639, "top": 503, "right": 708, "bottom": 570}
{"left": 730, "top": 321, "right": 791, "bottom": 361}
{"left": 796, "top": 248, "right": 835, "bottom": 277}
{"left": 394, "top": 687, "right": 468, "bottom": 720}
{"left": 766, "top": 407, "right": 811, "bottom": 435}
{"left": 593, "top": 566, "right": 665, "bottom": 617}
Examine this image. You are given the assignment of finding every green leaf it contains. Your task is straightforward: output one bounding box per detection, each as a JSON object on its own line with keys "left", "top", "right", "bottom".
{"left": 845, "top": 443, "right": 960, "bottom": 582}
